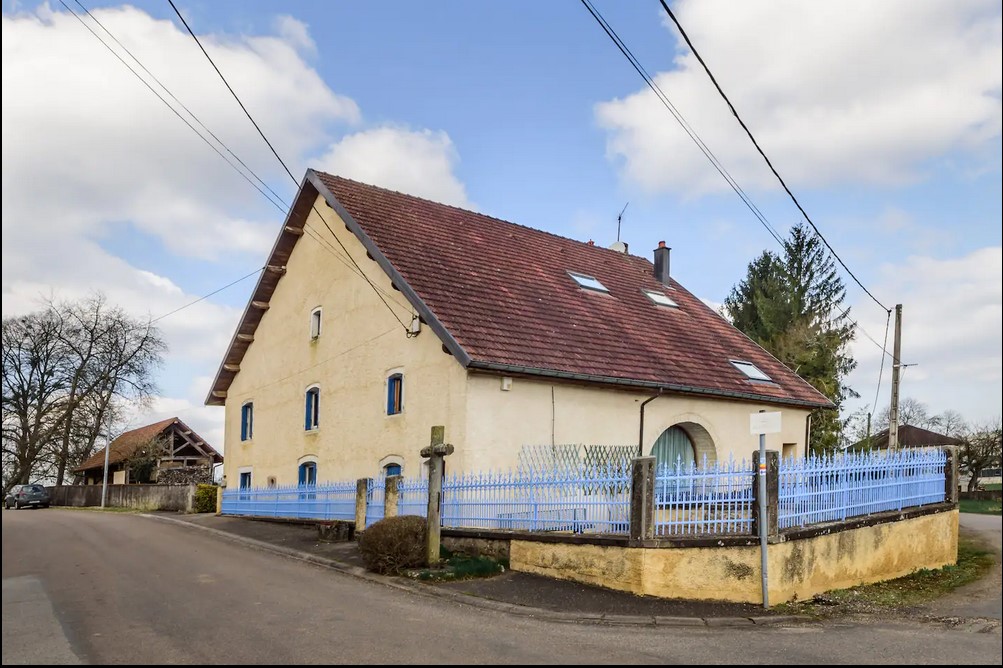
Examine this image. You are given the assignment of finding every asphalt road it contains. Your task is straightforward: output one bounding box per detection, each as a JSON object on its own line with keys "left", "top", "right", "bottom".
{"left": 3, "top": 509, "right": 1001, "bottom": 665}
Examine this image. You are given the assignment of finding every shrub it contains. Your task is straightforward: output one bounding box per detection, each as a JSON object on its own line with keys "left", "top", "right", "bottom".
{"left": 193, "top": 484, "right": 218, "bottom": 513}
{"left": 358, "top": 515, "right": 427, "bottom": 574}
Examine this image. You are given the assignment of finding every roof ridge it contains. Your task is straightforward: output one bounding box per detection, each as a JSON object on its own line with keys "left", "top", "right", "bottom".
{"left": 314, "top": 170, "right": 653, "bottom": 263}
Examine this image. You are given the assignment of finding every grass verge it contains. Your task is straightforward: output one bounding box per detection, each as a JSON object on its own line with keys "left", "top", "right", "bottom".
{"left": 777, "top": 536, "right": 996, "bottom": 617}
{"left": 959, "top": 498, "right": 1002, "bottom": 515}
{"left": 410, "top": 548, "right": 508, "bottom": 582}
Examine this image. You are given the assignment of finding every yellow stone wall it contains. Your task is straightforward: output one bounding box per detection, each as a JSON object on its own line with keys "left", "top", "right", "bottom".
{"left": 510, "top": 509, "right": 959, "bottom": 603}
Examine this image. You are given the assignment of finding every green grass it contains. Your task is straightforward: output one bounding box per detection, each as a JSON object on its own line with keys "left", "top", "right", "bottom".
{"left": 777, "top": 537, "right": 996, "bottom": 616}
{"left": 960, "top": 498, "right": 1002, "bottom": 515}
{"left": 411, "top": 547, "right": 508, "bottom": 582}
{"left": 981, "top": 483, "right": 1002, "bottom": 491}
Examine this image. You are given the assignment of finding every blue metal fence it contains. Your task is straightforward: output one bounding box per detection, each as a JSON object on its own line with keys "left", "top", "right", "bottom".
{"left": 440, "top": 465, "right": 631, "bottom": 534}
{"left": 397, "top": 476, "right": 428, "bottom": 518}
{"left": 221, "top": 482, "right": 356, "bottom": 520}
{"left": 654, "top": 457, "right": 755, "bottom": 536}
{"left": 778, "top": 448, "right": 946, "bottom": 529}
{"left": 366, "top": 478, "right": 385, "bottom": 528}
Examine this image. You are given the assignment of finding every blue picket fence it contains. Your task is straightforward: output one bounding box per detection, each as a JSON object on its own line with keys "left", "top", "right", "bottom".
{"left": 778, "top": 448, "right": 946, "bottom": 529}
{"left": 366, "top": 478, "right": 386, "bottom": 528}
{"left": 221, "top": 481, "right": 357, "bottom": 520}
{"left": 398, "top": 476, "right": 429, "bottom": 518}
{"left": 654, "top": 457, "right": 755, "bottom": 536}
{"left": 440, "top": 465, "right": 631, "bottom": 534}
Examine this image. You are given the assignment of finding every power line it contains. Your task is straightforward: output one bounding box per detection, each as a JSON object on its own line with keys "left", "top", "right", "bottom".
{"left": 63, "top": 1, "right": 410, "bottom": 329}
{"left": 871, "top": 310, "right": 892, "bottom": 415}
{"left": 658, "top": 0, "right": 890, "bottom": 314}
{"left": 57, "top": 0, "right": 287, "bottom": 216}
{"left": 71, "top": 0, "right": 290, "bottom": 212}
{"left": 580, "top": 0, "right": 784, "bottom": 246}
{"left": 168, "top": 0, "right": 409, "bottom": 331}
{"left": 150, "top": 267, "right": 264, "bottom": 324}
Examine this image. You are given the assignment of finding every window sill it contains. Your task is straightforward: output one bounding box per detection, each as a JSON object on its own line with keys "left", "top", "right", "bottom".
{"left": 305, "top": 428, "right": 320, "bottom": 434}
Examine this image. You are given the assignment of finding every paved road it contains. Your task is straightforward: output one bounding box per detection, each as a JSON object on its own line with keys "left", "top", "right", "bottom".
{"left": 3, "top": 509, "right": 1001, "bottom": 665}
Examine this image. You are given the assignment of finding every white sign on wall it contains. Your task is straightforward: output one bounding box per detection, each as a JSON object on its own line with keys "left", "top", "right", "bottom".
{"left": 750, "top": 411, "right": 782, "bottom": 435}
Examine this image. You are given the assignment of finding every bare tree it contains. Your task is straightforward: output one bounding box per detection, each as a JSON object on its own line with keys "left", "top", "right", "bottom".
{"left": 49, "top": 295, "right": 164, "bottom": 485}
{"left": 1, "top": 294, "right": 165, "bottom": 492}
{"left": 960, "top": 419, "right": 1002, "bottom": 492}
{"left": 875, "top": 397, "right": 941, "bottom": 431}
{"left": 125, "top": 435, "right": 170, "bottom": 484}
{"left": 2, "top": 311, "right": 71, "bottom": 490}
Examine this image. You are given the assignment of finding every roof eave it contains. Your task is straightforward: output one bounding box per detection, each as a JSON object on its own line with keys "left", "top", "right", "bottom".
{"left": 466, "top": 360, "right": 835, "bottom": 410}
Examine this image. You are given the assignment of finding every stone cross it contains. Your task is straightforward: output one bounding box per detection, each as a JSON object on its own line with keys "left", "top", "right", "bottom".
{"left": 421, "top": 425, "right": 454, "bottom": 565}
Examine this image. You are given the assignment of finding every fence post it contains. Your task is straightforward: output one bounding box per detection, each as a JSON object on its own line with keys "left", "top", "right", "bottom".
{"left": 385, "top": 474, "right": 401, "bottom": 518}
{"left": 753, "top": 450, "right": 779, "bottom": 541}
{"left": 629, "top": 456, "right": 656, "bottom": 544}
{"left": 943, "top": 446, "right": 959, "bottom": 505}
{"left": 355, "top": 478, "right": 371, "bottom": 532}
{"left": 216, "top": 485, "right": 224, "bottom": 515}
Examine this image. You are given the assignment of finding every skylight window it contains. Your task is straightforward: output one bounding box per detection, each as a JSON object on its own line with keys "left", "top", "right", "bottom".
{"left": 643, "top": 290, "right": 678, "bottom": 307}
{"left": 731, "top": 360, "right": 772, "bottom": 382}
{"left": 568, "top": 271, "right": 608, "bottom": 293}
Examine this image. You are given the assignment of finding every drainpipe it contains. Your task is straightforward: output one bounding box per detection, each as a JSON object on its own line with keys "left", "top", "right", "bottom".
{"left": 638, "top": 389, "right": 663, "bottom": 457}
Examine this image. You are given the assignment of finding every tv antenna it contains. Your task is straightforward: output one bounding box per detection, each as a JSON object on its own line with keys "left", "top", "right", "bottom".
{"left": 616, "top": 202, "right": 629, "bottom": 242}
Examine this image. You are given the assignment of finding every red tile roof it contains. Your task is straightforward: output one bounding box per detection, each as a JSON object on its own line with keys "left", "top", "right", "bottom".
{"left": 74, "top": 418, "right": 220, "bottom": 472}
{"left": 207, "top": 171, "right": 832, "bottom": 409}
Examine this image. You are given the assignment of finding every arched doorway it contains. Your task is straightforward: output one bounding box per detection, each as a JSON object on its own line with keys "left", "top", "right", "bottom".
{"left": 650, "top": 422, "right": 717, "bottom": 470}
{"left": 651, "top": 426, "right": 696, "bottom": 470}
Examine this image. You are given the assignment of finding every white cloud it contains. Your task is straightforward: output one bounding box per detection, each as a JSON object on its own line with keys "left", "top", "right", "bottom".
{"left": 846, "top": 246, "right": 1002, "bottom": 422}
{"left": 596, "top": 0, "right": 1002, "bottom": 195}
{"left": 316, "top": 126, "right": 470, "bottom": 207}
{"left": 274, "top": 15, "right": 316, "bottom": 57}
{"left": 2, "top": 5, "right": 470, "bottom": 456}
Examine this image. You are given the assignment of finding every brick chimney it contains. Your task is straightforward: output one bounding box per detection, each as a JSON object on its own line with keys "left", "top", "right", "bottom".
{"left": 653, "top": 241, "right": 671, "bottom": 285}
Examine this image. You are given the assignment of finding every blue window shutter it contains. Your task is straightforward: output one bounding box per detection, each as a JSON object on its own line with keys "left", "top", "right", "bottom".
{"left": 240, "top": 406, "right": 247, "bottom": 441}
{"left": 387, "top": 378, "right": 394, "bottom": 415}
{"left": 313, "top": 390, "right": 319, "bottom": 427}
{"left": 298, "top": 463, "right": 306, "bottom": 485}
{"left": 305, "top": 391, "right": 312, "bottom": 430}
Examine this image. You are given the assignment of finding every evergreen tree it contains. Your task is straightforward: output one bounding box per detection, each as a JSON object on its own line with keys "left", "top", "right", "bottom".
{"left": 724, "top": 223, "right": 857, "bottom": 453}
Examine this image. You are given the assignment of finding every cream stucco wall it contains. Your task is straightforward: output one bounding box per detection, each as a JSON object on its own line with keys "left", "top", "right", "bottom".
{"left": 509, "top": 509, "right": 959, "bottom": 603}
{"left": 222, "top": 195, "right": 469, "bottom": 487}
{"left": 462, "top": 374, "right": 812, "bottom": 470}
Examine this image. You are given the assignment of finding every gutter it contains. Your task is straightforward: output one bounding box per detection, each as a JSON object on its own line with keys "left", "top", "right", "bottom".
{"left": 466, "top": 360, "right": 834, "bottom": 410}
{"left": 638, "top": 390, "right": 663, "bottom": 457}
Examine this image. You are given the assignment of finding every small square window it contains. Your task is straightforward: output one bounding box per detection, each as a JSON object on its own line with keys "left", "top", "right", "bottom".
{"left": 568, "top": 271, "right": 609, "bottom": 293}
{"left": 731, "top": 360, "right": 772, "bottom": 382}
{"left": 643, "top": 290, "right": 678, "bottom": 307}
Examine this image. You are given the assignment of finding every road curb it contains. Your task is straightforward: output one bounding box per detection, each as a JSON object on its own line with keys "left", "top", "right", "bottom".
{"left": 141, "top": 514, "right": 809, "bottom": 628}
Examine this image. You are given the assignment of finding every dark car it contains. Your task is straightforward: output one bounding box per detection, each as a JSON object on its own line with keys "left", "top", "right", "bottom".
{"left": 4, "top": 484, "right": 50, "bottom": 510}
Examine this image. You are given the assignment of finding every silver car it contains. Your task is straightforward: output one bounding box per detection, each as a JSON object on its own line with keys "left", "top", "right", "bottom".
{"left": 4, "top": 484, "right": 50, "bottom": 509}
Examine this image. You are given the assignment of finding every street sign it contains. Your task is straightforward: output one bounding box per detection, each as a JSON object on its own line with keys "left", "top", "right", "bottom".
{"left": 750, "top": 411, "right": 782, "bottom": 435}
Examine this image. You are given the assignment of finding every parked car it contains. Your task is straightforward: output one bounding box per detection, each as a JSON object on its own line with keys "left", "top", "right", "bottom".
{"left": 4, "top": 484, "right": 50, "bottom": 510}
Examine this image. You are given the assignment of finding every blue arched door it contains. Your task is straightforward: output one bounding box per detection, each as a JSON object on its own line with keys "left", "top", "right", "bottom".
{"left": 651, "top": 426, "right": 696, "bottom": 471}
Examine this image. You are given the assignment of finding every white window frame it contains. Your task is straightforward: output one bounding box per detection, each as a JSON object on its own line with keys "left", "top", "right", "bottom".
{"left": 240, "top": 400, "right": 254, "bottom": 442}
{"left": 310, "top": 306, "right": 323, "bottom": 339}
{"left": 730, "top": 359, "right": 773, "bottom": 382}
{"left": 567, "top": 271, "right": 609, "bottom": 293}
{"left": 305, "top": 384, "right": 321, "bottom": 431}
{"left": 643, "top": 290, "right": 678, "bottom": 307}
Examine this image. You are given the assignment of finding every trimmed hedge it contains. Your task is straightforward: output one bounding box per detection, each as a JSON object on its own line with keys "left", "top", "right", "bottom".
{"left": 358, "top": 515, "right": 427, "bottom": 574}
{"left": 193, "top": 484, "right": 218, "bottom": 513}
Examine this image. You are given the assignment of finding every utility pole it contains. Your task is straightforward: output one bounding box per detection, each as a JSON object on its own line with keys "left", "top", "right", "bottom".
{"left": 888, "top": 304, "right": 903, "bottom": 450}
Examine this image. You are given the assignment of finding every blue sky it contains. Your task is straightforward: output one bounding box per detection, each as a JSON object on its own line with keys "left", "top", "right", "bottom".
{"left": 3, "top": 1, "right": 1001, "bottom": 448}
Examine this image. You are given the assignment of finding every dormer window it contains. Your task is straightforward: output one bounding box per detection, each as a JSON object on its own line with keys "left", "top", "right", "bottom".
{"left": 310, "top": 307, "right": 322, "bottom": 339}
{"left": 731, "top": 360, "right": 772, "bottom": 382}
{"left": 568, "top": 271, "right": 608, "bottom": 293}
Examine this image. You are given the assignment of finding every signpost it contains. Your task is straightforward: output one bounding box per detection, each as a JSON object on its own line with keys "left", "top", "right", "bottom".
{"left": 751, "top": 410, "right": 781, "bottom": 608}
